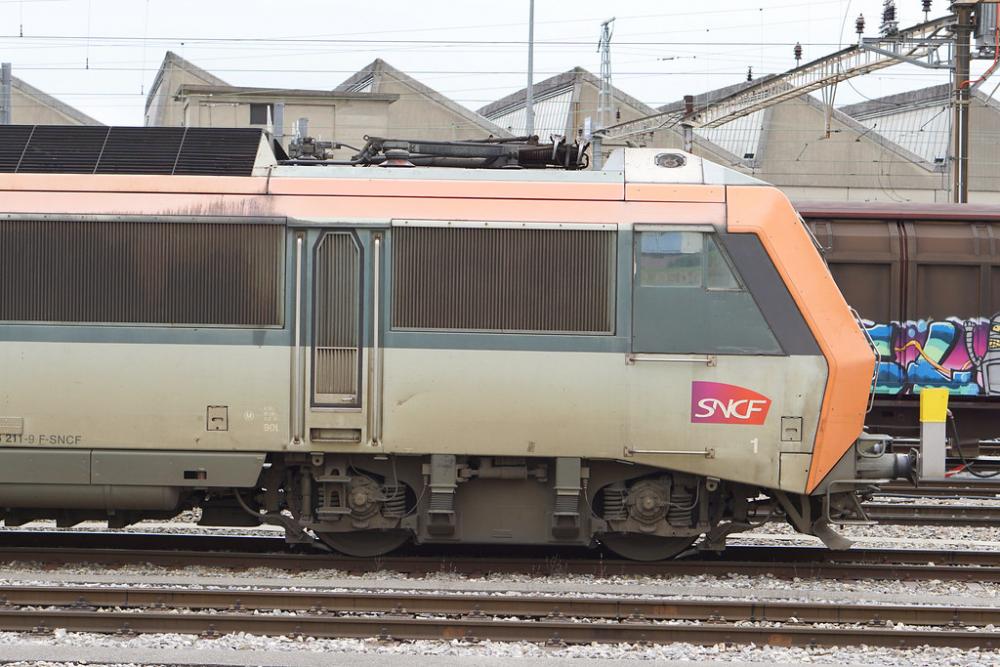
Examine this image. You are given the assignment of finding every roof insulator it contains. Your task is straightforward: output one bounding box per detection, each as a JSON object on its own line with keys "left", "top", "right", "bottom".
{"left": 794, "top": 42, "right": 803, "bottom": 64}
{"left": 881, "top": 0, "right": 898, "bottom": 36}
{"left": 746, "top": 65, "right": 753, "bottom": 81}
{"left": 856, "top": 13, "right": 866, "bottom": 37}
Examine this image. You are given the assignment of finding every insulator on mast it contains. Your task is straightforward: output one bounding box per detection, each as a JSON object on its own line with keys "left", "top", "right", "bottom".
{"left": 921, "top": 0, "right": 931, "bottom": 20}
{"left": 881, "top": 0, "right": 898, "bottom": 36}
{"left": 794, "top": 42, "right": 803, "bottom": 64}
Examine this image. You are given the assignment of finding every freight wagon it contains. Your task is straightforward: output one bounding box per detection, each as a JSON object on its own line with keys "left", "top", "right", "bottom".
{"left": 799, "top": 202, "right": 1000, "bottom": 444}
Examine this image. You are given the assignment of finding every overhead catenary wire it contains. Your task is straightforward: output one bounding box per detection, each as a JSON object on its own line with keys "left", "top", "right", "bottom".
{"left": 0, "top": 0, "right": 978, "bottom": 136}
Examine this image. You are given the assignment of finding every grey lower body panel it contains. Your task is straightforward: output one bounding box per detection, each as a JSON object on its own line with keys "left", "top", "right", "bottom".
{"left": 0, "top": 449, "right": 266, "bottom": 510}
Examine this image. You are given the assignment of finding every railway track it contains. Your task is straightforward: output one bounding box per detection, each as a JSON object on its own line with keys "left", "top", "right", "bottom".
{"left": 0, "top": 531, "right": 999, "bottom": 582}
{"left": 861, "top": 502, "right": 1000, "bottom": 526}
{"left": 879, "top": 479, "right": 1000, "bottom": 498}
{"left": 0, "top": 583, "right": 997, "bottom": 649}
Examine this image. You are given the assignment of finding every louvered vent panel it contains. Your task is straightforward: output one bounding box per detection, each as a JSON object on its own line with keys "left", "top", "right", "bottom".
{"left": 174, "top": 127, "right": 262, "bottom": 176}
{"left": 0, "top": 125, "right": 264, "bottom": 176}
{"left": 392, "top": 226, "right": 615, "bottom": 334}
{"left": 94, "top": 127, "right": 186, "bottom": 174}
{"left": 0, "top": 219, "right": 284, "bottom": 325}
{"left": 16, "top": 125, "right": 109, "bottom": 173}
{"left": 0, "top": 125, "right": 34, "bottom": 171}
{"left": 314, "top": 233, "right": 361, "bottom": 404}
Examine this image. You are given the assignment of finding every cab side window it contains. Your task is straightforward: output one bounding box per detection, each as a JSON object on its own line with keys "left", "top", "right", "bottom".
{"left": 633, "top": 230, "right": 781, "bottom": 354}
{"left": 638, "top": 231, "right": 740, "bottom": 290}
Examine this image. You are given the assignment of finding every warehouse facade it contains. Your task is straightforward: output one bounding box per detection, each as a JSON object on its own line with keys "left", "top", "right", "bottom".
{"left": 3, "top": 73, "right": 101, "bottom": 126}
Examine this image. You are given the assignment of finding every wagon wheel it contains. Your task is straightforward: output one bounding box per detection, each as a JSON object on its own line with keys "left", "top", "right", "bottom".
{"left": 598, "top": 533, "right": 697, "bottom": 561}
{"left": 317, "top": 530, "right": 412, "bottom": 557}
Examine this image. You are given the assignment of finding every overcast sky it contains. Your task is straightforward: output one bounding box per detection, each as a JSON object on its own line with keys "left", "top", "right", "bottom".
{"left": 0, "top": 0, "right": 991, "bottom": 126}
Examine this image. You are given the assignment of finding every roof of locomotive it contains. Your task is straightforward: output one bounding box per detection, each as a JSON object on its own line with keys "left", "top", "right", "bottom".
{"left": 270, "top": 148, "right": 767, "bottom": 187}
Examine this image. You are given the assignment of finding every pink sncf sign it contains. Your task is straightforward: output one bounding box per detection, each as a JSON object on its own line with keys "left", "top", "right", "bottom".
{"left": 691, "top": 381, "right": 772, "bottom": 425}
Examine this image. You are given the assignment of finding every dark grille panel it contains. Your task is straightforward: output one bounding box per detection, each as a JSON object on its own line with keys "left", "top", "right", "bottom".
{"left": 0, "top": 125, "right": 34, "bottom": 172}
{"left": 15, "top": 125, "right": 109, "bottom": 173}
{"left": 173, "top": 128, "right": 263, "bottom": 176}
{"left": 313, "top": 233, "right": 361, "bottom": 404}
{"left": 93, "top": 127, "right": 186, "bottom": 175}
{"left": 392, "top": 226, "right": 615, "bottom": 334}
{"left": 0, "top": 219, "right": 284, "bottom": 326}
{"left": 0, "top": 125, "right": 265, "bottom": 176}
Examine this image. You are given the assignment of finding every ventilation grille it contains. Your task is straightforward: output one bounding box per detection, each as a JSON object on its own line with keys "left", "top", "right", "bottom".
{"left": 314, "top": 233, "right": 361, "bottom": 404}
{"left": 392, "top": 226, "right": 616, "bottom": 334}
{"left": 0, "top": 126, "right": 265, "bottom": 176}
{"left": 0, "top": 218, "right": 284, "bottom": 326}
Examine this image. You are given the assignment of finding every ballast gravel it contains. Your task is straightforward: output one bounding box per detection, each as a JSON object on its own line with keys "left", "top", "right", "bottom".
{"left": 0, "top": 558, "right": 997, "bottom": 601}
{"left": 1, "top": 503, "right": 999, "bottom": 663}
{"left": 0, "top": 629, "right": 998, "bottom": 666}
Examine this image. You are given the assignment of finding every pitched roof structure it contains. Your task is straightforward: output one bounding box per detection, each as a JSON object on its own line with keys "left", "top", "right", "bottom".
{"left": 11, "top": 75, "right": 102, "bottom": 126}
{"left": 477, "top": 67, "right": 655, "bottom": 139}
{"left": 145, "top": 51, "right": 229, "bottom": 114}
{"left": 175, "top": 83, "right": 396, "bottom": 102}
{"left": 337, "top": 58, "right": 510, "bottom": 138}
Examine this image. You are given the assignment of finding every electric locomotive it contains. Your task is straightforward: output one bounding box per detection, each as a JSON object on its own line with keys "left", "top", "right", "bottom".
{"left": 0, "top": 127, "right": 913, "bottom": 560}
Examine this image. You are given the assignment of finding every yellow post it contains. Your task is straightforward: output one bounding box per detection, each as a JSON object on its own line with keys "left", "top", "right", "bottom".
{"left": 919, "top": 387, "right": 949, "bottom": 423}
{"left": 919, "top": 387, "right": 950, "bottom": 479}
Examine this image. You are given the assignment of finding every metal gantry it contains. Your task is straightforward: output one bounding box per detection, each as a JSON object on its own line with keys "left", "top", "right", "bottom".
{"left": 596, "top": 17, "right": 615, "bottom": 130}
{"left": 593, "top": 13, "right": 956, "bottom": 148}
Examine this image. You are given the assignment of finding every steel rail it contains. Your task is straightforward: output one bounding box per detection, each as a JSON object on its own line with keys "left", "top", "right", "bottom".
{"left": 862, "top": 502, "right": 1000, "bottom": 525}
{"left": 5, "top": 605, "right": 1000, "bottom": 649}
{"left": 2, "top": 584, "right": 999, "bottom": 628}
{"left": 0, "top": 533, "right": 998, "bottom": 581}
{"left": 879, "top": 479, "right": 1000, "bottom": 498}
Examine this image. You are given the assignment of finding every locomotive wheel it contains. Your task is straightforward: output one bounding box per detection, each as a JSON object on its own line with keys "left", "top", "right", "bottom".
{"left": 599, "top": 533, "right": 697, "bottom": 561}
{"left": 317, "top": 529, "right": 411, "bottom": 557}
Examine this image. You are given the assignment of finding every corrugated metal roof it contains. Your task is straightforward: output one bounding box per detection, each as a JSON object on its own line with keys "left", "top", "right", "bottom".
{"left": 486, "top": 86, "right": 574, "bottom": 138}
{"left": 695, "top": 109, "right": 767, "bottom": 160}
{"left": 0, "top": 125, "right": 272, "bottom": 176}
{"left": 853, "top": 104, "right": 951, "bottom": 164}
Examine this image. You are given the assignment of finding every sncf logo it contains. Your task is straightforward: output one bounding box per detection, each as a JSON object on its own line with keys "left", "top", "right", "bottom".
{"left": 691, "top": 381, "right": 771, "bottom": 425}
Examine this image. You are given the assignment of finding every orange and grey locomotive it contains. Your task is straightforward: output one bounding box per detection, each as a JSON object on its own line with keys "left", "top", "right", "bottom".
{"left": 0, "top": 128, "right": 911, "bottom": 560}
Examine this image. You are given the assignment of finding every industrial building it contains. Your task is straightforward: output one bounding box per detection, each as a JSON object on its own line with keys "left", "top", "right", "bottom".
{"left": 144, "top": 53, "right": 508, "bottom": 158}
{"left": 3, "top": 46, "right": 999, "bottom": 202}
{"left": 0, "top": 72, "right": 101, "bottom": 126}
{"left": 336, "top": 59, "right": 510, "bottom": 141}
{"left": 840, "top": 83, "right": 1000, "bottom": 199}
{"left": 478, "top": 67, "right": 1000, "bottom": 202}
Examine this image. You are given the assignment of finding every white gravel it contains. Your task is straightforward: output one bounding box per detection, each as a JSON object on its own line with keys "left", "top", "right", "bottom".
{"left": 0, "top": 629, "right": 998, "bottom": 666}
{"left": 1, "top": 502, "right": 999, "bottom": 664}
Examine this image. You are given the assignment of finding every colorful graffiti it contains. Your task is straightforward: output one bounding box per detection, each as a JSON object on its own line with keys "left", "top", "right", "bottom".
{"left": 864, "top": 315, "right": 1000, "bottom": 396}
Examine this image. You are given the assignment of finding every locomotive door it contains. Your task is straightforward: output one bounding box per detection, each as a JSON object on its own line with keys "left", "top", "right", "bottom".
{"left": 312, "top": 231, "right": 363, "bottom": 407}
{"left": 295, "top": 228, "right": 379, "bottom": 449}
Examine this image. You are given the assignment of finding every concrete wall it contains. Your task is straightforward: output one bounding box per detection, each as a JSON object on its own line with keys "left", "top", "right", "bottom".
{"left": 373, "top": 73, "right": 500, "bottom": 141}
{"left": 10, "top": 90, "right": 87, "bottom": 125}
{"left": 967, "top": 96, "right": 1000, "bottom": 196}
{"left": 147, "top": 64, "right": 223, "bottom": 127}
{"left": 9, "top": 81, "right": 101, "bottom": 126}
{"left": 573, "top": 79, "right": 652, "bottom": 140}
{"left": 752, "top": 98, "right": 947, "bottom": 197}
